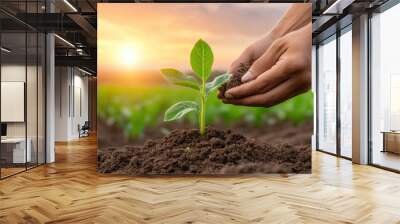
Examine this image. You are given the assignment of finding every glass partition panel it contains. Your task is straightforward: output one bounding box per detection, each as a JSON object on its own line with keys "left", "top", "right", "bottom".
{"left": 317, "top": 36, "right": 337, "bottom": 154}
{"left": 371, "top": 4, "right": 400, "bottom": 171}
{"left": 1, "top": 31, "right": 27, "bottom": 177}
{"left": 27, "top": 31, "right": 38, "bottom": 169}
{"left": 339, "top": 28, "right": 352, "bottom": 158}
{"left": 0, "top": 1, "right": 46, "bottom": 179}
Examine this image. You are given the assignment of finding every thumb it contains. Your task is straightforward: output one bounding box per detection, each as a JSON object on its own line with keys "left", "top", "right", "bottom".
{"left": 241, "top": 38, "right": 285, "bottom": 83}
{"left": 229, "top": 47, "right": 254, "bottom": 74}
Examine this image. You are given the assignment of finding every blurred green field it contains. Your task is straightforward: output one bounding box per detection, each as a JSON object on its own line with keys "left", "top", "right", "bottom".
{"left": 98, "top": 84, "right": 313, "bottom": 138}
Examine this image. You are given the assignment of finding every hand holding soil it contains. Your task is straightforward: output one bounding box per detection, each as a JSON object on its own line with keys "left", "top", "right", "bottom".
{"left": 220, "top": 4, "right": 312, "bottom": 107}
{"left": 221, "top": 23, "right": 312, "bottom": 107}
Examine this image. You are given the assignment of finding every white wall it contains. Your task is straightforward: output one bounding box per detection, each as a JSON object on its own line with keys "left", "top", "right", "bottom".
{"left": 55, "top": 67, "right": 70, "bottom": 141}
{"left": 72, "top": 73, "right": 89, "bottom": 138}
{"left": 55, "top": 67, "right": 89, "bottom": 141}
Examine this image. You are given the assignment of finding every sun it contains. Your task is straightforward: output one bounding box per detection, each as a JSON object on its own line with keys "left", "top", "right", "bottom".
{"left": 119, "top": 46, "right": 138, "bottom": 68}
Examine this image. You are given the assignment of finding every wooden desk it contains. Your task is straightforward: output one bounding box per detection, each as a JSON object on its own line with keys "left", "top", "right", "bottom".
{"left": 382, "top": 131, "right": 400, "bottom": 154}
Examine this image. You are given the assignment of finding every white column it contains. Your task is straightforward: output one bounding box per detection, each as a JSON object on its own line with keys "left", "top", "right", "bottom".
{"left": 46, "top": 32, "right": 55, "bottom": 163}
{"left": 352, "top": 14, "right": 369, "bottom": 164}
{"left": 312, "top": 45, "right": 317, "bottom": 150}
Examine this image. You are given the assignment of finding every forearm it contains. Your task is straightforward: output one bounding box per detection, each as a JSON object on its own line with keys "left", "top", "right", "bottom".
{"left": 271, "top": 4, "right": 312, "bottom": 38}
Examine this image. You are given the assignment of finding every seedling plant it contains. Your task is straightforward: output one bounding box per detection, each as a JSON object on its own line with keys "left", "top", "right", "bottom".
{"left": 161, "top": 39, "right": 231, "bottom": 135}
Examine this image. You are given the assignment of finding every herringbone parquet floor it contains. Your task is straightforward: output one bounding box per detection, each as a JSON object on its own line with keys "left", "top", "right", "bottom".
{"left": 1, "top": 135, "right": 400, "bottom": 224}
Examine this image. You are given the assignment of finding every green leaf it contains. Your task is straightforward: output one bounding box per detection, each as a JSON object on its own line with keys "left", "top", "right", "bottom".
{"left": 161, "top": 68, "right": 199, "bottom": 90}
{"left": 205, "top": 73, "right": 231, "bottom": 96}
{"left": 190, "top": 39, "right": 214, "bottom": 81}
{"left": 164, "top": 101, "right": 198, "bottom": 122}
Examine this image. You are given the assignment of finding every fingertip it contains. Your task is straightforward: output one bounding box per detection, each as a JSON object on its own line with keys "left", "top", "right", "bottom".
{"left": 241, "top": 70, "right": 254, "bottom": 82}
{"left": 224, "top": 90, "right": 234, "bottom": 99}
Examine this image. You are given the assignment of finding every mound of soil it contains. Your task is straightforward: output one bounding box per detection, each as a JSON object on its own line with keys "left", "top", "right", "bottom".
{"left": 98, "top": 127, "right": 311, "bottom": 175}
{"left": 218, "top": 62, "right": 251, "bottom": 98}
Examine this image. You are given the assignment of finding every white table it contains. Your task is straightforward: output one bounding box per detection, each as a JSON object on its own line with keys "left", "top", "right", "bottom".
{"left": 1, "top": 138, "right": 31, "bottom": 163}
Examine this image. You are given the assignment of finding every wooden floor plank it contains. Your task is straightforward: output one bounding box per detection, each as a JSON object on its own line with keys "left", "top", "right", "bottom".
{"left": 0, "top": 135, "right": 400, "bottom": 223}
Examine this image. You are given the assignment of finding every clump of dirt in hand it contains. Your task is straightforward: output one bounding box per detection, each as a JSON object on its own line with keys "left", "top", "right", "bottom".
{"left": 218, "top": 62, "right": 251, "bottom": 99}
{"left": 98, "top": 127, "right": 311, "bottom": 175}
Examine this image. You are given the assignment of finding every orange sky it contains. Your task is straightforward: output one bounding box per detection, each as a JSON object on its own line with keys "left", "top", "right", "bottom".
{"left": 98, "top": 3, "right": 291, "bottom": 83}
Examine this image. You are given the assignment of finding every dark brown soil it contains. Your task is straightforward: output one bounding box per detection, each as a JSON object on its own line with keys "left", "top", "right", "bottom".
{"left": 218, "top": 62, "right": 251, "bottom": 99}
{"left": 98, "top": 127, "right": 311, "bottom": 175}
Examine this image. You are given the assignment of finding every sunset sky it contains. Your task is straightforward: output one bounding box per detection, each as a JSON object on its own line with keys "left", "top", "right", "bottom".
{"left": 98, "top": 3, "right": 291, "bottom": 83}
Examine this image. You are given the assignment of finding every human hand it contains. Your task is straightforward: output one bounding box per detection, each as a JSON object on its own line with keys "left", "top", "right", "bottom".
{"left": 222, "top": 23, "right": 312, "bottom": 107}
{"left": 229, "top": 32, "right": 279, "bottom": 75}
{"left": 229, "top": 4, "right": 311, "bottom": 75}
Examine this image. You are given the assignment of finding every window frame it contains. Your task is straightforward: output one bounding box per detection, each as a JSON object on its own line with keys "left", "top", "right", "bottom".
{"left": 315, "top": 22, "right": 353, "bottom": 161}
{"left": 367, "top": 0, "right": 400, "bottom": 173}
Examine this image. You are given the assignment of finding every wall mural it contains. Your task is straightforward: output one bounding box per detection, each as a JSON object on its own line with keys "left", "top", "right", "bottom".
{"left": 97, "top": 3, "right": 313, "bottom": 175}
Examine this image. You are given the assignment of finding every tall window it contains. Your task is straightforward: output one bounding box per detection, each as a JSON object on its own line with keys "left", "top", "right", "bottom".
{"left": 317, "top": 36, "right": 337, "bottom": 154}
{"left": 339, "top": 27, "right": 352, "bottom": 158}
{"left": 371, "top": 3, "right": 400, "bottom": 171}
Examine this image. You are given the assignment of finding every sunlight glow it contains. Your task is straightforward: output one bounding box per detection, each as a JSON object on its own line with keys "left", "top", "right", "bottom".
{"left": 119, "top": 46, "right": 139, "bottom": 68}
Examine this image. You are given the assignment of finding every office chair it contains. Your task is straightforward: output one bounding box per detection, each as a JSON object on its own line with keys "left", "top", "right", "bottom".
{"left": 79, "top": 121, "right": 90, "bottom": 138}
